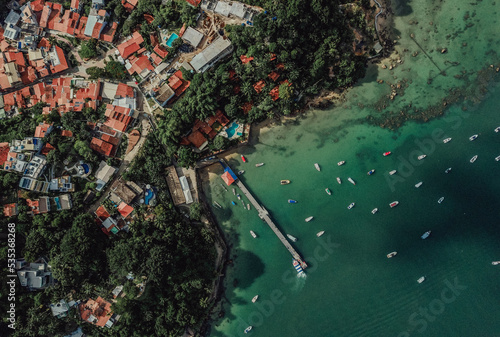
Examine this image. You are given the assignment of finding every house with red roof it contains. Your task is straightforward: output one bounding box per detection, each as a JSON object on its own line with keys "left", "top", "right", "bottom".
{"left": 104, "top": 104, "right": 132, "bottom": 133}
{"left": 121, "top": 0, "right": 138, "bottom": 12}
{"left": 240, "top": 55, "right": 254, "bottom": 64}
{"left": 117, "top": 201, "right": 134, "bottom": 219}
{"left": 117, "top": 31, "right": 144, "bottom": 59}
{"left": 253, "top": 80, "right": 265, "bottom": 93}
{"left": 90, "top": 137, "right": 116, "bottom": 157}
{"left": 0, "top": 142, "right": 10, "bottom": 168}
{"left": 153, "top": 44, "right": 168, "bottom": 59}
{"left": 48, "top": 46, "right": 69, "bottom": 74}
{"left": 126, "top": 55, "right": 154, "bottom": 77}
{"left": 185, "top": 0, "right": 201, "bottom": 7}
{"left": 34, "top": 122, "right": 52, "bottom": 138}
{"left": 3, "top": 203, "right": 18, "bottom": 217}
{"left": 95, "top": 204, "right": 110, "bottom": 221}
{"left": 79, "top": 297, "right": 117, "bottom": 328}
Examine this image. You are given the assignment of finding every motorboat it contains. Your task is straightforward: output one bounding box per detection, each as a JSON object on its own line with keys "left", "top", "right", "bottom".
{"left": 213, "top": 201, "right": 222, "bottom": 209}
{"left": 315, "top": 163, "right": 321, "bottom": 171}
{"left": 250, "top": 230, "right": 257, "bottom": 238}
{"left": 367, "top": 169, "right": 375, "bottom": 175}
{"left": 443, "top": 137, "right": 452, "bottom": 143}
{"left": 469, "top": 134, "right": 478, "bottom": 141}
{"left": 348, "top": 202, "right": 355, "bottom": 209}
{"left": 492, "top": 261, "right": 500, "bottom": 265}
{"left": 232, "top": 188, "right": 236, "bottom": 195}
{"left": 417, "top": 276, "right": 426, "bottom": 284}
{"left": 238, "top": 170, "right": 245, "bottom": 175}
{"left": 325, "top": 188, "right": 331, "bottom": 195}
{"left": 293, "top": 259, "right": 304, "bottom": 275}
{"left": 421, "top": 231, "right": 431, "bottom": 239}
{"left": 387, "top": 251, "right": 397, "bottom": 258}
{"left": 389, "top": 170, "right": 397, "bottom": 175}
{"left": 288, "top": 199, "right": 298, "bottom": 204}
{"left": 495, "top": 126, "right": 500, "bottom": 133}
{"left": 231, "top": 201, "right": 236, "bottom": 205}
{"left": 371, "top": 208, "right": 378, "bottom": 214}
{"left": 348, "top": 177, "right": 356, "bottom": 185}
{"left": 237, "top": 194, "right": 241, "bottom": 200}
{"left": 383, "top": 151, "right": 391, "bottom": 156}
{"left": 336, "top": 177, "right": 342, "bottom": 184}
{"left": 305, "top": 216, "right": 314, "bottom": 222}
{"left": 281, "top": 180, "right": 291, "bottom": 185}
{"left": 496, "top": 155, "right": 500, "bottom": 162}
{"left": 241, "top": 155, "right": 247, "bottom": 162}
{"left": 415, "top": 181, "right": 423, "bottom": 188}
{"left": 247, "top": 204, "right": 251, "bottom": 210}
{"left": 438, "top": 197, "right": 444, "bottom": 204}
{"left": 418, "top": 154, "right": 426, "bottom": 160}
{"left": 251, "top": 295, "right": 259, "bottom": 303}
{"left": 470, "top": 155, "right": 478, "bottom": 163}
{"left": 316, "top": 231, "right": 325, "bottom": 237}
{"left": 255, "top": 163, "right": 264, "bottom": 167}
{"left": 287, "top": 234, "right": 297, "bottom": 242}
{"left": 390, "top": 201, "right": 399, "bottom": 208}
{"left": 244, "top": 326, "right": 252, "bottom": 334}
{"left": 445, "top": 167, "right": 452, "bottom": 173}
{"left": 337, "top": 161, "right": 346, "bottom": 166}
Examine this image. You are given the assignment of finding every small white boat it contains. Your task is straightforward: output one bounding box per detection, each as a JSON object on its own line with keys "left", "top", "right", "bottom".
{"left": 470, "top": 155, "right": 478, "bottom": 163}
{"left": 371, "top": 208, "right": 378, "bottom": 214}
{"left": 417, "top": 276, "right": 426, "bottom": 284}
{"left": 390, "top": 201, "right": 399, "bottom": 208}
{"left": 247, "top": 204, "right": 250, "bottom": 210}
{"left": 250, "top": 230, "right": 257, "bottom": 238}
{"left": 325, "top": 188, "right": 331, "bottom": 195}
{"left": 495, "top": 126, "right": 500, "bottom": 133}
{"left": 438, "top": 197, "right": 444, "bottom": 204}
{"left": 287, "top": 234, "right": 297, "bottom": 242}
{"left": 445, "top": 167, "right": 452, "bottom": 173}
{"left": 237, "top": 194, "right": 241, "bottom": 200}
{"left": 348, "top": 177, "right": 356, "bottom": 185}
{"left": 415, "top": 181, "right": 423, "bottom": 188}
{"left": 367, "top": 169, "right": 375, "bottom": 175}
{"left": 491, "top": 261, "right": 500, "bottom": 265}
{"left": 251, "top": 295, "right": 259, "bottom": 303}
{"left": 244, "top": 326, "right": 252, "bottom": 334}
{"left": 316, "top": 231, "right": 325, "bottom": 237}
{"left": 443, "top": 137, "right": 452, "bottom": 143}
{"left": 469, "top": 134, "right": 478, "bottom": 141}
{"left": 336, "top": 177, "right": 342, "bottom": 184}
{"left": 387, "top": 251, "right": 397, "bottom": 258}
{"left": 421, "top": 230, "right": 431, "bottom": 239}
{"left": 255, "top": 163, "right": 264, "bottom": 167}
{"left": 348, "top": 202, "right": 355, "bottom": 210}
{"left": 337, "top": 161, "right": 345, "bottom": 166}
{"left": 238, "top": 170, "right": 245, "bottom": 175}
{"left": 305, "top": 216, "right": 314, "bottom": 222}
{"left": 496, "top": 155, "right": 500, "bottom": 162}
{"left": 213, "top": 201, "right": 222, "bottom": 209}
{"left": 232, "top": 188, "right": 236, "bottom": 195}
{"left": 418, "top": 154, "right": 426, "bottom": 160}
{"left": 280, "top": 180, "right": 291, "bottom": 185}
{"left": 315, "top": 163, "right": 321, "bottom": 171}
{"left": 389, "top": 170, "right": 397, "bottom": 175}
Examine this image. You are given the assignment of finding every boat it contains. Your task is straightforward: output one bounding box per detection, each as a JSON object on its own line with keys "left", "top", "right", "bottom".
{"left": 305, "top": 216, "right": 314, "bottom": 222}
{"left": 421, "top": 230, "right": 431, "bottom": 239}
{"left": 417, "top": 276, "right": 426, "bottom": 284}
{"left": 247, "top": 204, "right": 250, "bottom": 210}
{"left": 389, "top": 170, "right": 397, "bottom": 175}
{"left": 496, "top": 155, "right": 500, "bottom": 162}
{"left": 251, "top": 295, "right": 259, "bottom": 303}
{"left": 387, "top": 251, "right": 397, "bottom": 258}
{"left": 390, "top": 201, "right": 399, "bottom": 208}
{"left": 250, "top": 230, "right": 257, "bottom": 238}
{"left": 255, "top": 163, "right": 264, "bottom": 167}
{"left": 293, "top": 259, "right": 304, "bottom": 275}
{"left": 244, "top": 326, "right": 252, "bottom": 334}
{"left": 383, "top": 152, "right": 391, "bottom": 156}
{"left": 337, "top": 161, "right": 345, "bottom": 166}
{"left": 443, "top": 137, "right": 452, "bottom": 143}
{"left": 213, "top": 201, "right": 222, "bottom": 209}
{"left": 415, "top": 181, "right": 423, "bottom": 188}
{"left": 232, "top": 188, "right": 236, "bottom": 195}
{"left": 492, "top": 261, "right": 500, "bottom": 265}
{"left": 238, "top": 170, "right": 245, "bottom": 175}
{"left": 470, "top": 155, "right": 478, "bottom": 163}
{"left": 469, "top": 134, "right": 478, "bottom": 141}
{"left": 348, "top": 177, "right": 356, "bottom": 185}
{"left": 367, "top": 169, "right": 375, "bottom": 175}
{"left": 372, "top": 208, "right": 378, "bottom": 214}
{"left": 348, "top": 202, "right": 355, "bottom": 209}
{"left": 220, "top": 183, "right": 228, "bottom": 192}
{"left": 325, "top": 188, "right": 331, "bottom": 195}
{"left": 287, "top": 234, "right": 297, "bottom": 242}
{"left": 288, "top": 199, "right": 298, "bottom": 204}
{"left": 418, "top": 154, "right": 426, "bottom": 160}
{"left": 280, "top": 180, "right": 290, "bottom": 185}
{"left": 315, "top": 163, "right": 321, "bottom": 171}
{"left": 237, "top": 194, "right": 241, "bottom": 200}
{"left": 336, "top": 177, "right": 342, "bottom": 184}
{"left": 241, "top": 155, "right": 247, "bottom": 162}
{"left": 438, "top": 197, "right": 444, "bottom": 204}
{"left": 495, "top": 127, "right": 500, "bottom": 133}
{"left": 316, "top": 231, "right": 325, "bottom": 237}
{"left": 445, "top": 167, "right": 452, "bottom": 173}
{"left": 231, "top": 201, "right": 236, "bottom": 205}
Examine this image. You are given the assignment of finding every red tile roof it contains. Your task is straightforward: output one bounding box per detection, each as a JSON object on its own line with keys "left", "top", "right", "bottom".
{"left": 127, "top": 55, "right": 153, "bottom": 76}
{"left": 61, "top": 130, "right": 73, "bottom": 137}
{"left": 90, "top": 137, "right": 115, "bottom": 157}
{"left": 253, "top": 80, "right": 266, "bottom": 93}
{"left": 240, "top": 55, "right": 254, "bottom": 64}
{"left": 268, "top": 71, "right": 280, "bottom": 82}
{"left": 95, "top": 205, "right": 110, "bottom": 220}
{"left": 115, "top": 83, "right": 134, "bottom": 98}
{"left": 121, "top": 0, "right": 137, "bottom": 11}
{"left": 0, "top": 142, "right": 9, "bottom": 166}
{"left": 143, "top": 14, "right": 154, "bottom": 23}
{"left": 117, "top": 202, "right": 133, "bottom": 218}
{"left": 3, "top": 203, "right": 18, "bottom": 217}
{"left": 185, "top": 0, "right": 201, "bottom": 7}
{"left": 41, "top": 142, "right": 55, "bottom": 155}
{"left": 153, "top": 45, "right": 168, "bottom": 59}
{"left": 79, "top": 297, "right": 113, "bottom": 327}
{"left": 31, "top": 0, "right": 45, "bottom": 12}
{"left": 101, "top": 22, "right": 117, "bottom": 43}
{"left": 101, "top": 133, "right": 119, "bottom": 145}
{"left": 34, "top": 122, "right": 51, "bottom": 138}
{"left": 50, "top": 46, "right": 69, "bottom": 74}
{"left": 187, "top": 130, "right": 207, "bottom": 149}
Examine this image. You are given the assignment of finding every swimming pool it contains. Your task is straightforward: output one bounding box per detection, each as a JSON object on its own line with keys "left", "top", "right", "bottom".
{"left": 226, "top": 122, "right": 242, "bottom": 138}
{"left": 166, "top": 33, "right": 179, "bottom": 48}
{"left": 54, "top": 197, "right": 61, "bottom": 210}
{"left": 81, "top": 164, "right": 90, "bottom": 174}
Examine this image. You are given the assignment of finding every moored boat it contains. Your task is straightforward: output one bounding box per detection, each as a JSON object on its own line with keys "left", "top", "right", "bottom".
{"left": 438, "top": 197, "right": 444, "bottom": 204}
{"left": 496, "top": 155, "right": 500, "bottom": 162}
{"left": 250, "top": 230, "right": 257, "bottom": 238}
{"left": 305, "top": 216, "right": 313, "bottom": 222}
{"left": 251, "top": 295, "right": 259, "bottom": 303}
{"left": 247, "top": 204, "right": 250, "bottom": 210}
{"left": 241, "top": 155, "right": 247, "bottom": 162}
{"left": 443, "top": 137, "right": 452, "bottom": 143}
{"left": 237, "top": 194, "right": 241, "bottom": 200}
{"left": 383, "top": 151, "right": 391, "bottom": 156}
{"left": 293, "top": 259, "right": 304, "bottom": 275}
{"left": 347, "top": 202, "right": 355, "bottom": 209}
{"left": 387, "top": 251, "right": 397, "bottom": 258}
{"left": 389, "top": 170, "right": 397, "bottom": 175}
{"left": 469, "top": 134, "right": 478, "bottom": 141}
{"left": 336, "top": 177, "right": 342, "bottom": 184}
{"left": 417, "top": 276, "right": 426, "bottom": 283}
{"left": 244, "top": 326, "right": 252, "bottom": 334}
{"left": 231, "top": 201, "right": 236, "bottom": 205}
{"left": 232, "top": 188, "right": 236, "bottom": 195}
{"left": 325, "top": 188, "right": 331, "bottom": 195}
{"left": 238, "top": 170, "right": 245, "bottom": 175}
{"left": 371, "top": 208, "right": 378, "bottom": 214}
{"left": 337, "top": 161, "right": 345, "bottom": 166}
{"left": 470, "top": 155, "right": 478, "bottom": 163}
{"left": 314, "top": 163, "right": 321, "bottom": 171}
{"left": 445, "top": 167, "right": 452, "bottom": 173}
{"left": 213, "top": 201, "right": 222, "bottom": 209}
{"left": 390, "top": 201, "right": 399, "bottom": 208}
{"left": 288, "top": 199, "right": 297, "bottom": 204}
{"left": 255, "top": 163, "right": 264, "bottom": 167}
{"left": 492, "top": 261, "right": 500, "bottom": 265}
{"left": 316, "top": 231, "right": 325, "bottom": 237}
{"left": 348, "top": 177, "right": 356, "bottom": 185}
{"left": 280, "top": 180, "right": 291, "bottom": 185}
{"left": 495, "top": 126, "right": 500, "bottom": 133}
{"left": 367, "top": 169, "right": 375, "bottom": 175}
{"left": 421, "top": 230, "right": 431, "bottom": 239}
{"left": 287, "top": 234, "right": 297, "bottom": 242}
{"left": 415, "top": 181, "right": 423, "bottom": 188}
{"left": 418, "top": 154, "right": 426, "bottom": 160}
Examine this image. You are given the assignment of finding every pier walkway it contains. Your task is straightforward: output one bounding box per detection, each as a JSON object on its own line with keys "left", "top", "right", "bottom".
{"left": 220, "top": 160, "right": 307, "bottom": 269}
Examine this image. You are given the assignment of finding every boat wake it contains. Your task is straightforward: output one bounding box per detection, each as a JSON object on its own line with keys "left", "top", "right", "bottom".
{"left": 291, "top": 273, "right": 307, "bottom": 291}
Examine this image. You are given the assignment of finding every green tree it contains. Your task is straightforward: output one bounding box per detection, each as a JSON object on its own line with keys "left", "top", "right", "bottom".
{"left": 176, "top": 146, "right": 198, "bottom": 168}
{"left": 189, "top": 202, "right": 202, "bottom": 221}
{"left": 78, "top": 38, "right": 99, "bottom": 59}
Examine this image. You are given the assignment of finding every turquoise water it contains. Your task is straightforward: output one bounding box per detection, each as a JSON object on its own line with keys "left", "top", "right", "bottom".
{"left": 166, "top": 33, "right": 179, "bottom": 47}
{"left": 202, "top": 0, "right": 500, "bottom": 336}
{"left": 54, "top": 197, "right": 61, "bottom": 210}
{"left": 226, "top": 122, "right": 242, "bottom": 138}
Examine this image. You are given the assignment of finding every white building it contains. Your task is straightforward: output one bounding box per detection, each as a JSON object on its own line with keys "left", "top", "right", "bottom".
{"left": 189, "top": 36, "right": 233, "bottom": 73}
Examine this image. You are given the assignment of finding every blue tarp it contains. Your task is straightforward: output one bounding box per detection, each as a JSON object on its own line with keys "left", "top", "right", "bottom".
{"left": 224, "top": 166, "right": 238, "bottom": 181}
